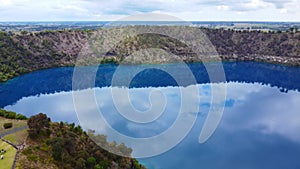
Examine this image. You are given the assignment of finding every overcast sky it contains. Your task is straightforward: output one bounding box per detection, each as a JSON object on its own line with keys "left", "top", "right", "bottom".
{"left": 0, "top": 0, "right": 299, "bottom": 21}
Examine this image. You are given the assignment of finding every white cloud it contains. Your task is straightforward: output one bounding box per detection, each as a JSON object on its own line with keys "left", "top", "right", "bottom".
{"left": 222, "top": 82, "right": 300, "bottom": 143}
{"left": 263, "top": 0, "right": 294, "bottom": 8}
{"left": 245, "top": 0, "right": 269, "bottom": 10}
{"left": 280, "top": 8, "right": 288, "bottom": 14}
{"left": 217, "top": 5, "right": 230, "bottom": 10}
{"left": 0, "top": 0, "right": 299, "bottom": 21}
{"left": 0, "top": 0, "right": 12, "bottom": 6}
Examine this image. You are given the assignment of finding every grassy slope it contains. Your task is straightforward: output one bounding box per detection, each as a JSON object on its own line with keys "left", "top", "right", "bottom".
{"left": 0, "top": 140, "right": 17, "bottom": 169}
{"left": 3, "top": 129, "right": 28, "bottom": 146}
{"left": 0, "top": 117, "right": 27, "bottom": 135}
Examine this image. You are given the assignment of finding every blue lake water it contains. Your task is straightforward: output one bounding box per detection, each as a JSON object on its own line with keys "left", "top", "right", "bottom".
{"left": 1, "top": 62, "right": 300, "bottom": 169}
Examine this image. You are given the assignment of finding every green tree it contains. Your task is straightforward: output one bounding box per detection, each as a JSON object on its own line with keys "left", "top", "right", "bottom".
{"left": 74, "top": 125, "right": 83, "bottom": 134}
{"left": 16, "top": 113, "right": 27, "bottom": 120}
{"left": 28, "top": 113, "right": 51, "bottom": 138}
{"left": 87, "top": 157, "right": 96, "bottom": 166}
{"left": 47, "top": 137, "right": 64, "bottom": 161}
{"left": 20, "top": 30, "right": 28, "bottom": 35}
{"left": 75, "top": 158, "right": 86, "bottom": 169}
{"left": 98, "top": 160, "right": 111, "bottom": 169}
{"left": 94, "top": 164, "right": 103, "bottom": 169}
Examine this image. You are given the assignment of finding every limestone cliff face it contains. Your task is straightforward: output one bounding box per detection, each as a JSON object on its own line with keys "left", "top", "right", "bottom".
{"left": 1, "top": 28, "right": 300, "bottom": 81}
{"left": 12, "top": 30, "right": 88, "bottom": 65}
{"left": 202, "top": 28, "right": 300, "bottom": 66}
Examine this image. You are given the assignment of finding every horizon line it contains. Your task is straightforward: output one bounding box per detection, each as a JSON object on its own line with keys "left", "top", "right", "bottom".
{"left": 1, "top": 21, "right": 300, "bottom": 23}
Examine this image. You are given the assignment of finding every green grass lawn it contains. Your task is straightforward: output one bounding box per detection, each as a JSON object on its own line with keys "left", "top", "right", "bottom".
{"left": 0, "top": 117, "right": 27, "bottom": 135}
{"left": 0, "top": 140, "right": 17, "bottom": 169}
{"left": 3, "top": 129, "right": 28, "bottom": 146}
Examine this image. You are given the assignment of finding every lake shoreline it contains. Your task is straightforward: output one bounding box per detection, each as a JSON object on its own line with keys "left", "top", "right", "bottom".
{"left": 2, "top": 57, "right": 300, "bottom": 83}
{"left": 220, "top": 54, "right": 300, "bottom": 67}
{"left": 1, "top": 28, "right": 300, "bottom": 82}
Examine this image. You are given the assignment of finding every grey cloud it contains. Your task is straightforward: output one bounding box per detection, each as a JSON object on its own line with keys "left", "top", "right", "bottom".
{"left": 197, "top": 0, "right": 251, "bottom": 6}
{"left": 263, "top": 0, "right": 293, "bottom": 8}
{"left": 196, "top": 0, "right": 267, "bottom": 12}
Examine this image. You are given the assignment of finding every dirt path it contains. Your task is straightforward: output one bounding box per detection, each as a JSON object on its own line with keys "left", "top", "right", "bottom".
{"left": 0, "top": 126, "right": 28, "bottom": 138}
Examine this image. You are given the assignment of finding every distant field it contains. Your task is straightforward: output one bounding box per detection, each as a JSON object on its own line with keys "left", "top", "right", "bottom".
{"left": 0, "top": 117, "right": 27, "bottom": 135}
{"left": 0, "top": 140, "right": 17, "bottom": 169}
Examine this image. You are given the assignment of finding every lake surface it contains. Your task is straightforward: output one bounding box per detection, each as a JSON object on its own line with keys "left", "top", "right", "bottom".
{"left": 1, "top": 62, "right": 300, "bottom": 169}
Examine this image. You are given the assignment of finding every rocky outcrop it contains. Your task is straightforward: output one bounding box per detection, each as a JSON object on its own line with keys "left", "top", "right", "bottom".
{"left": 203, "top": 28, "right": 300, "bottom": 66}
{"left": 1, "top": 27, "right": 300, "bottom": 82}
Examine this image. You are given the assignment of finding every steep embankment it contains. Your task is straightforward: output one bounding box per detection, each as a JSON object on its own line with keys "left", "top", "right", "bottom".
{"left": 0, "top": 30, "right": 88, "bottom": 81}
{"left": 1, "top": 28, "right": 300, "bottom": 82}
{"left": 19, "top": 113, "right": 145, "bottom": 169}
{"left": 203, "top": 28, "right": 300, "bottom": 65}
{"left": 0, "top": 111, "right": 146, "bottom": 169}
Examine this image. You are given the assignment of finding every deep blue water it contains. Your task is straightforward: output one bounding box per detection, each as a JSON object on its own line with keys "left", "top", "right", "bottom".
{"left": 1, "top": 61, "right": 300, "bottom": 169}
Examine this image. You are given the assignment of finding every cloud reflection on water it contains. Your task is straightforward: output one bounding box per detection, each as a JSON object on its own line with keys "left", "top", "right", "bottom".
{"left": 5, "top": 82, "right": 300, "bottom": 143}
{"left": 4, "top": 82, "right": 300, "bottom": 168}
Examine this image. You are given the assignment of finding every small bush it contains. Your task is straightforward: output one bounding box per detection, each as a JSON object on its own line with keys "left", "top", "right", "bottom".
{"left": 22, "top": 147, "right": 33, "bottom": 155}
{"left": 27, "top": 154, "right": 38, "bottom": 162}
{"left": 20, "top": 30, "right": 28, "bottom": 35}
{"left": 3, "top": 122, "right": 13, "bottom": 129}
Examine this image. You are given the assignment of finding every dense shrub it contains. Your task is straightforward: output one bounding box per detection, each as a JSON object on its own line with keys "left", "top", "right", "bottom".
{"left": 28, "top": 113, "right": 50, "bottom": 139}
{"left": 0, "top": 109, "right": 27, "bottom": 120}
{"left": 3, "top": 122, "right": 13, "bottom": 129}
{"left": 1, "top": 110, "right": 16, "bottom": 119}
{"left": 16, "top": 114, "right": 28, "bottom": 120}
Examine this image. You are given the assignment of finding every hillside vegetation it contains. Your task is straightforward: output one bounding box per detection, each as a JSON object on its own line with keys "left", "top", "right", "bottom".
{"left": 1, "top": 27, "right": 300, "bottom": 82}
{"left": 0, "top": 30, "right": 88, "bottom": 81}
{"left": 17, "top": 113, "right": 145, "bottom": 169}
{"left": 0, "top": 109, "right": 144, "bottom": 169}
